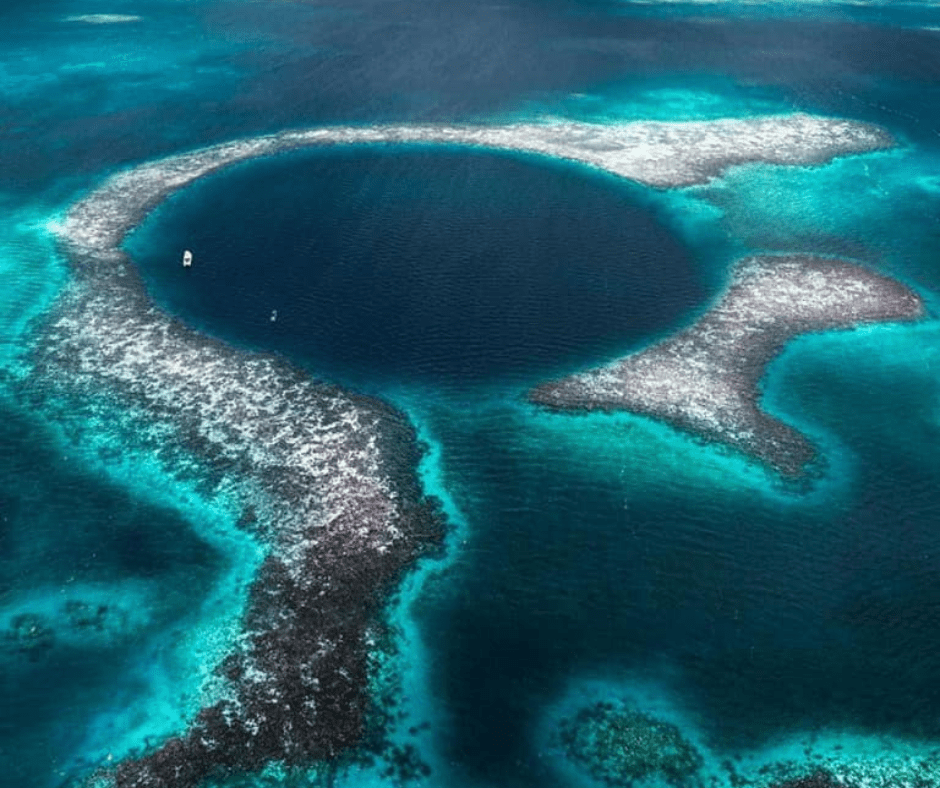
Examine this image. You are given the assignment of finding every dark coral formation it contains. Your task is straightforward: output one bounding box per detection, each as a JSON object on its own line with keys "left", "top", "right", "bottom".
{"left": 558, "top": 701, "right": 703, "bottom": 787}
{"left": 531, "top": 255, "right": 924, "bottom": 477}
{"left": 772, "top": 772, "right": 851, "bottom": 788}
{"left": 1, "top": 600, "right": 132, "bottom": 663}
{"left": 109, "top": 511, "right": 441, "bottom": 787}
{"left": 3, "top": 613, "right": 56, "bottom": 661}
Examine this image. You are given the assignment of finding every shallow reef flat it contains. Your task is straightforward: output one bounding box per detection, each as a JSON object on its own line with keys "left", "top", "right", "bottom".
{"left": 530, "top": 255, "right": 924, "bottom": 477}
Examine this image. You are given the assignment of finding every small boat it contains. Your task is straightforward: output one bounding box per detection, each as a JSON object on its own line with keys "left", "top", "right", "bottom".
{"left": 182, "top": 249, "right": 193, "bottom": 267}
{"left": 270, "top": 309, "right": 278, "bottom": 322}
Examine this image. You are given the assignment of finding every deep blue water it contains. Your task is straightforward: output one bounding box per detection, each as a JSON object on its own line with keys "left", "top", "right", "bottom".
{"left": 410, "top": 395, "right": 940, "bottom": 785}
{"left": 5, "top": 2, "right": 940, "bottom": 788}
{"left": 126, "top": 147, "right": 706, "bottom": 389}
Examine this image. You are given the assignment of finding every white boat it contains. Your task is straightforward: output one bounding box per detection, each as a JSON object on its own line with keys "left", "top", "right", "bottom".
{"left": 182, "top": 249, "right": 193, "bottom": 267}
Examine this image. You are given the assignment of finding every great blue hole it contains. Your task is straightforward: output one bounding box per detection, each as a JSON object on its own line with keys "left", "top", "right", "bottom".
{"left": 125, "top": 145, "right": 706, "bottom": 388}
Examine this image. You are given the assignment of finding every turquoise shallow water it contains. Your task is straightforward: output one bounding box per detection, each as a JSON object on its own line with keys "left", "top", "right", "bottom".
{"left": 5, "top": 2, "right": 940, "bottom": 788}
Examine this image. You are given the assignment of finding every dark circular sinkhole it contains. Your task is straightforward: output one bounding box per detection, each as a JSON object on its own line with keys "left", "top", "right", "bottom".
{"left": 125, "top": 145, "right": 705, "bottom": 387}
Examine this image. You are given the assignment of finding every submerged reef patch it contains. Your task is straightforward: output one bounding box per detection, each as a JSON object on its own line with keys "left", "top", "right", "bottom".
{"left": 546, "top": 687, "right": 940, "bottom": 788}
{"left": 557, "top": 700, "right": 704, "bottom": 787}
{"left": 754, "top": 754, "right": 940, "bottom": 788}
{"left": 770, "top": 773, "right": 848, "bottom": 788}
{"left": 530, "top": 255, "right": 924, "bottom": 478}
{"left": 1, "top": 588, "right": 153, "bottom": 662}
{"left": 31, "top": 113, "right": 897, "bottom": 786}
{"left": 3, "top": 613, "right": 56, "bottom": 661}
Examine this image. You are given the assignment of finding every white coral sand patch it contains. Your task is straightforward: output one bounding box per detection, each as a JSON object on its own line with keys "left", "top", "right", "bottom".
{"left": 63, "top": 14, "right": 141, "bottom": 24}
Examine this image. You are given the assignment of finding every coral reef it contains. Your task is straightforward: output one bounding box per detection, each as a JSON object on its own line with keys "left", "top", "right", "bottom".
{"left": 530, "top": 255, "right": 923, "bottom": 477}
{"left": 32, "top": 112, "right": 901, "bottom": 784}
{"left": 557, "top": 701, "right": 703, "bottom": 787}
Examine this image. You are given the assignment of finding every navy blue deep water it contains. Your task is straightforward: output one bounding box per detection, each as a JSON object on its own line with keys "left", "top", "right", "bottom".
{"left": 412, "top": 407, "right": 940, "bottom": 785}
{"left": 5, "top": 2, "right": 940, "bottom": 788}
{"left": 126, "top": 147, "right": 706, "bottom": 389}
